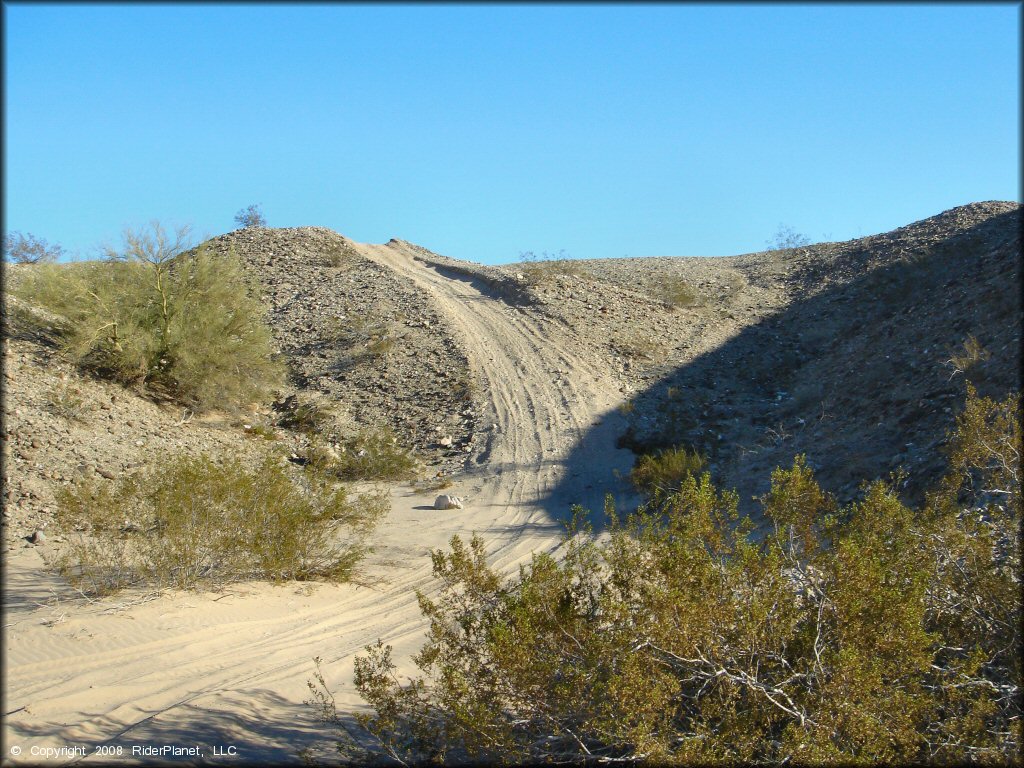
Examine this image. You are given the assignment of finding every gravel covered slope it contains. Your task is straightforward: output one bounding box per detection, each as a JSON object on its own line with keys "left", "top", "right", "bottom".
{"left": 201, "top": 227, "right": 476, "bottom": 466}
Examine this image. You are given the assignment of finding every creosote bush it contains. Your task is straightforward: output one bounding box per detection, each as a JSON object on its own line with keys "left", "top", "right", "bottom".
{"left": 630, "top": 445, "right": 706, "bottom": 497}
{"left": 657, "top": 275, "right": 700, "bottom": 308}
{"left": 10, "top": 223, "right": 285, "bottom": 410}
{"left": 316, "top": 388, "right": 1020, "bottom": 765}
{"left": 307, "top": 428, "right": 418, "bottom": 482}
{"left": 517, "top": 250, "right": 588, "bottom": 288}
{"left": 53, "top": 452, "right": 388, "bottom": 595}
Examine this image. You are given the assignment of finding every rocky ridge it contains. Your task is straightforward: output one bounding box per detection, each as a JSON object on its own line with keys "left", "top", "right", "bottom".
{"left": 201, "top": 227, "right": 477, "bottom": 467}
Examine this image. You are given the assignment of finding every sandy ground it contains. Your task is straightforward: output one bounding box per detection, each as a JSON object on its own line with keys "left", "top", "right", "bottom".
{"left": 2, "top": 241, "right": 638, "bottom": 764}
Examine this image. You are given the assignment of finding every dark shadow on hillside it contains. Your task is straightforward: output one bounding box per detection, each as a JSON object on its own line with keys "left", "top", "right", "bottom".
{"left": 428, "top": 263, "right": 537, "bottom": 307}
{"left": 544, "top": 208, "right": 1022, "bottom": 527}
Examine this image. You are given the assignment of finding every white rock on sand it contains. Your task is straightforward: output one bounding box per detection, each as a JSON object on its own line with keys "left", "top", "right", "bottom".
{"left": 433, "top": 494, "right": 464, "bottom": 510}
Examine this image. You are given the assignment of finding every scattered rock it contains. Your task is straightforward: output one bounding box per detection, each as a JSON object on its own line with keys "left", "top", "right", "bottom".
{"left": 434, "top": 494, "right": 464, "bottom": 510}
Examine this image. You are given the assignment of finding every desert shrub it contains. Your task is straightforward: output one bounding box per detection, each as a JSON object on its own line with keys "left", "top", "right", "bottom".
{"left": 326, "top": 312, "right": 399, "bottom": 364}
{"left": 656, "top": 275, "right": 700, "bottom": 308}
{"left": 307, "top": 428, "right": 417, "bottom": 482}
{"left": 318, "top": 388, "right": 1020, "bottom": 765}
{"left": 10, "top": 223, "right": 285, "bottom": 410}
{"left": 629, "top": 445, "right": 706, "bottom": 497}
{"left": 517, "top": 250, "right": 588, "bottom": 288}
{"left": 53, "top": 452, "right": 387, "bottom": 595}
{"left": 44, "top": 377, "right": 86, "bottom": 421}
{"left": 3, "top": 231, "right": 64, "bottom": 264}
{"left": 945, "top": 334, "right": 990, "bottom": 381}
{"left": 276, "top": 395, "right": 335, "bottom": 434}
{"left": 234, "top": 203, "right": 267, "bottom": 229}
{"left": 613, "top": 331, "right": 667, "bottom": 362}
{"left": 324, "top": 242, "right": 357, "bottom": 268}
{"left": 766, "top": 224, "right": 811, "bottom": 251}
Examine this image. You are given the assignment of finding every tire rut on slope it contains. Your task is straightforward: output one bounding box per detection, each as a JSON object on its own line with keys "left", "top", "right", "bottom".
{"left": 355, "top": 241, "right": 638, "bottom": 541}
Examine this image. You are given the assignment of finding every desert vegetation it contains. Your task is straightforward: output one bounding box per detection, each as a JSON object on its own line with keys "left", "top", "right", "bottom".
{"left": 52, "top": 452, "right": 387, "bottom": 595}
{"left": 9, "top": 223, "right": 285, "bottom": 410}
{"left": 305, "top": 428, "right": 419, "bottom": 483}
{"left": 656, "top": 275, "right": 701, "bottom": 308}
{"left": 234, "top": 203, "right": 268, "bottom": 229}
{"left": 629, "top": 445, "right": 707, "bottom": 497}
{"left": 517, "top": 250, "right": 590, "bottom": 287}
{"left": 313, "top": 387, "right": 1020, "bottom": 764}
{"left": 766, "top": 224, "right": 811, "bottom": 251}
{"left": 2, "top": 231, "right": 65, "bottom": 264}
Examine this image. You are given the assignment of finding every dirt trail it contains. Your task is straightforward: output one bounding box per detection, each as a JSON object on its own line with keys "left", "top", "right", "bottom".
{"left": 3, "top": 242, "right": 637, "bottom": 765}
{"left": 358, "top": 240, "right": 637, "bottom": 537}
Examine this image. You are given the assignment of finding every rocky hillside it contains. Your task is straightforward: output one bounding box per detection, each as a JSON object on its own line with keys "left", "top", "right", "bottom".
{"left": 581, "top": 201, "right": 1021, "bottom": 511}
{"left": 200, "top": 227, "right": 477, "bottom": 465}
{"left": 2, "top": 201, "right": 1020, "bottom": 548}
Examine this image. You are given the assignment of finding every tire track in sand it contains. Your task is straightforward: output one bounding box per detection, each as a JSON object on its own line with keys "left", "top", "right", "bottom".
{"left": 2, "top": 242, "right": 638, "bottom": 765}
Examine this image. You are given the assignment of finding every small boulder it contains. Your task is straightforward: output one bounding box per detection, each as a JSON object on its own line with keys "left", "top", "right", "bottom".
{"left": 28, "top": 530, "right": 46, "bottom": 545}
{"left": 434, "top": 494, "right": 464, "bottom": 510}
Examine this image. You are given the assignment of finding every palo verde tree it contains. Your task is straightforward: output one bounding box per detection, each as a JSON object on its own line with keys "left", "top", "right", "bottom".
{"left": 11, "top": 221, "right": 285, "bottom": 410}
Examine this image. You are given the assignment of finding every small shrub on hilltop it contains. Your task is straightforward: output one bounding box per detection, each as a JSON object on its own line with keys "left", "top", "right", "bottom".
{"left": 53, "top": 452, "right": 388, "bottom": 595}
{"left": 312, "top": 387, "right": 1020, "bottom": 764}
{"left": 766, "top": 224, "right": 811, "bottom": 251}
{"left": 234, "top": 203, "right": 267, "bottom": 229}
{"left": 324, "top": 242, "right": 356, "bottom": 268}
{"left": 10, "top": 223, "right": 285, "bottom": 411}
{"left": 517, "top": 250, "right": 588, "bottom": 288}
{"left": 2, "top": 231, "right": 64, "bottom": 264}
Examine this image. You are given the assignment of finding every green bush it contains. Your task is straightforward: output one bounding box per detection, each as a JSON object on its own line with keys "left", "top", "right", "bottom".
{"left": 656, "top": 275, "right": 700, "bottom": 308}
{"left": 10, "top": 223, "right": 285, "bottom": 410}
{"left": 629, "top": 445, "right": 706, "bottom": 496}
{"left": 276, "top": 396, "right": 335, "bottom": 434}
{"left": 307, "top": 428, "right": 418, "bottom": 482}
{"left": 319, "top": 388, "right": 1020, "bottom": 765}
{"left": 53, "top": 452, "right": 388, "bottom": 595}
{"left": 517, "top": 250, "right": 588, "bottom": 288}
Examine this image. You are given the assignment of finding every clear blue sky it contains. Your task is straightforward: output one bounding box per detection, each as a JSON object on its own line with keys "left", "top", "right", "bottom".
{"left": 3, "top": 3, "right": 1020, "bottom": 264}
